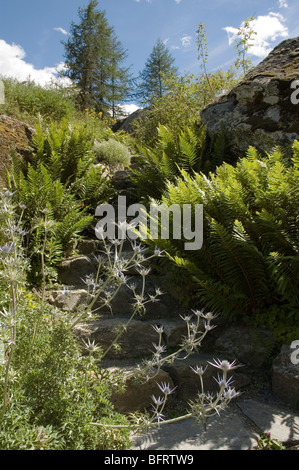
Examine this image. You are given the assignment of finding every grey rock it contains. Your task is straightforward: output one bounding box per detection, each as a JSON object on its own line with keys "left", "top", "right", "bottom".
{"left": 75, "top": 318, "right": 162, "bottom": 359}
{"left": 272, "top": 344, "right": 299, "bottom": 410}
{"left": 132, "top": 403, "right": 260, "bottom": 450}
{"left": 214, "top": 325, "right": 275, "bottom": 368}
{"left": 74, "top": 318, "right": 188, "bottom": 360}
{"left": 201, "top": 37, "right": 299, "bottom": 161}
{"left": 162, "top": 353, "right": 251, "bottom": 403}
{"left": 75, "top": 239, "right": 104, "bottom": 257}
{"left": 113, "top": 107, "right": 149, "bottom": 134}
{"left": 46, "top": 288, "right": 92, "bottom": 312}
{"left": 238, "top": 399, "right": 299, "bottom": 444}
{"left": 58, "top": 256, "right": 97, "bottom": 287}
{"left": 0, "top": 114, "right": 35, "bottom": 186}
{"left": 102, "top": 359, "right": 175, "bottom": 414}
{"left": 99, "top": 275, "right": 189, "bottom": 320}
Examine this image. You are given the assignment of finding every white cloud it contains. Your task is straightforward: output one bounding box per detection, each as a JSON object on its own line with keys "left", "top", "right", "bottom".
{"left": 119, "top": 103, "right": 140, "bottom": 116}
{"left": 181, "top": 35, "right": 192, "bottom": 48}
{"left": 224, "top": 12, "right": 289, "bottom": 59}
{"left": 278, "top": 0, "right": 288, "bottom": 8}
{"left": 0, "top": 39, "right": 71, "bottom": 87}
{"left": 53, "top": 27, "right": 68, "bottom": 35}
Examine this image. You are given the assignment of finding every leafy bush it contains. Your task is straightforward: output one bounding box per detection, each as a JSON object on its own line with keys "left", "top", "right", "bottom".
{"left": 94, "top": 139, "right": 131, "bottom": 167}
{"left": 6, "top": 120, "right": 112, "bottom": 284}
{"left": 0, "top": 192, "right": 130, "bottom": 450}
{"left": 131, "top": 123, "right": 229, "bottom": 203}
{"left": 143, "top": 143, "right": 299, "bottom": 342}
{"left": 0, "top": 293, "right": 130, "bottom": 450}
{"left": 1, "top": 77, "right": 77, "bottom": 125}
{"left": 132, "top": 70, "right": 238, "bottom": 148}
{"left": 0, "top": 192, "right": 240, "bottom": 449}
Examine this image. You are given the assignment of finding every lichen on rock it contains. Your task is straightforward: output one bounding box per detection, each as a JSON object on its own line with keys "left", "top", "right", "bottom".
{"left": 0, "top": 114, "right": 34, "bottom": 186}
{"left": 201, "top": 37, "right": 299, "bottom": 160}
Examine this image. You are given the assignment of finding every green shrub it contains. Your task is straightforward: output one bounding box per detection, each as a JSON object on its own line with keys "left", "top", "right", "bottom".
{"left": 0, "top": 292, "right": 130, "bottom": 450}
{"left": 132, "top": 70, "right": 238, "bottom": 148}
{"left": 0, "top": 192, "right": 131, "bottom": 450}
{"left": 1, "top": 77, "right": 77, "bottom": 125}
{"left": 94, "top": 139, "right": 131, "bottom": 167}
{"left": 6, "top": 120, "right": 112, "bottom": 284}
{"left": 131, "top": 123, "right": 229, "bottom": 203}
{"left": 143, "top": 143, "right": 299, "bottom": 342}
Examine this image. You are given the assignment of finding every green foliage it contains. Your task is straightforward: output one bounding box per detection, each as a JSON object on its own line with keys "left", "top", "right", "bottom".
{"left": 131, "top": 123, "right": 230, "bottom": 203}
{"left": 1, "top": 77, "right": 77, "bottom": 125}
{"left": 143, "top": 143, "right": 299, "bottom": 342}
{"left": 0, "top": 194, "right": 130, "bottom": 449}
{"left": 0, "top": 292, "right": 130, "bottom": 450}
{"left": 7, "top": 120, "right": 113, "bottom": 284}
{"left": 132, "top": 71, "right": 239, "bottom": 148}
{"left": 94, "top": 138, "right": 131, "bottom": 167}
{"left": 33, "top": 120, "right": 95, "bottom": 184}
{"left": 9, "top": 162, "right": 93, "bottom": 283}
{"left": 255, "top": 432, "right": 286, "bottom": 451}
{"left": 131, "top": 123, "right": 207, "bottom": 202}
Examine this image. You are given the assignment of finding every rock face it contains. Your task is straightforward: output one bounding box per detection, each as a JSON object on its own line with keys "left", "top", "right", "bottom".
{"left": 113, "top": 107, "right": 148, "bottom": 134}
{"left": 272, "top": 345, "right": 299, "bottom": 410}
{"left": 0, "top": 115, "right": 34, "bottom": 186}
{"left": 201, "top": 37, "right": 299, "bottom": 160}
{"left": 49, "top": 239, "right": 299, "bottom": 413}
{"left": 214, "top": 325, "right": 275, "bottom": 368}
{"left": 58, "top": 256, "right": 97, "bottom": 287}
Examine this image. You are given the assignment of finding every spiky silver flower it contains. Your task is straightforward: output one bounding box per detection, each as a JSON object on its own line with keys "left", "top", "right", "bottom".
{"left": 190, "top": 365, "right": 207, "bottom": 376}
{"left": 208, "top": 359, "right": 239, "bottom": 371}
{"left": 157, "top": 382, "right": 177, "bottom": 396}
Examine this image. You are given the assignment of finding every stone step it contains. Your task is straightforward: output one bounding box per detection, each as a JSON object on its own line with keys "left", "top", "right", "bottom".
{"left": 74, "top": 317, "right": 188, "bottom": 359}
{"left": 132, "top": 398, "right": 299, "bottom": 450}
{"left": 99, "top": 352, "right": 251, "bottom": 415}
{"left": 100, "top": 358, "right": 176, "bottom": 415}
{"left": 48, "top": 272, "right": 190, "bottom": 321}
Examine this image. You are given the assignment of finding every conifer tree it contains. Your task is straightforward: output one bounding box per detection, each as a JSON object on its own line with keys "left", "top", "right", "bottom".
{"left": 62, "top": 0, "right": 131, "bottom": 116}
{"left": 138, "top": 38, "right": 178, "bottom": 104}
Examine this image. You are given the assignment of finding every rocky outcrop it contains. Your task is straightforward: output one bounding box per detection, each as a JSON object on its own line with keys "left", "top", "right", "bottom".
{"left": 272, "top": 345, "right": 299, "bottom": 410}
{"left": 0, "top": 115, "right": 34, "bottom": 186}
{"left": 201, "top": 37, "right": 299, "bottom": 160}
{"left": 113, "top": 107, "right": 149, "bottom": 134}
{"left": 47, "top": 238, "right": 299, "bottom": 413}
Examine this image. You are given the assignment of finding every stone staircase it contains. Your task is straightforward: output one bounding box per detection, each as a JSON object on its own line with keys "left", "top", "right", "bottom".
{"left": 46, "top": 237, "right": 299, "bottom": 421}
{"left": 45, "top": 237, "right": 253, "bottom": 415}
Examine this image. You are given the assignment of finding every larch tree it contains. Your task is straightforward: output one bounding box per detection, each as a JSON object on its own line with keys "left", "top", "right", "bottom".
{"left": 138, "top": 38, "right": 178, "bottom": 104}
{"left": 62, "top": 0, "right": 131, "bottom": 116}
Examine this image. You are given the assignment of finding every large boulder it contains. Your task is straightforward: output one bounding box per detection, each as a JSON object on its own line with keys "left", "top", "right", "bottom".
{"left": 272, "top": 344, "right": 299, "bottom": 410}
{"left": 201, "top": 37, "right": 299, "bottom": 160}
{"left": 0, "top": 115, "right": 34, "bottom": 186}
{"left": 113, "top": 107, "right": 149, "bottom": 134}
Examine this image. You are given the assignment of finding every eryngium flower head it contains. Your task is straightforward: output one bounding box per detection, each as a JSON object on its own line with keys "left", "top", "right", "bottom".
{"left": 208, "top": 359, "right": 240, "bottom": 372}
{"left": 157, "top": 382, "right": 177, "bottom": 396}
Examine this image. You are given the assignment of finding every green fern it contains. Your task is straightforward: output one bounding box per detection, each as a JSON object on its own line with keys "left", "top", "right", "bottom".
{"left": 131, "top": 123, "right": 207, "bottom": 202}
{"left": 143, "top": 142, "right": 299, "bottom": 338}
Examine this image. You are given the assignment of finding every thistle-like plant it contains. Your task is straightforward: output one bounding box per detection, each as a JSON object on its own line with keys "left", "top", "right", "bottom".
{"left": 0, "top": 197, "right": 240, "bottom": 447}
{"left": 74, "top": 222, "right": 241, "bottom": 433}
{"left": 0, "top": 190, "right": 27, "bottom": 416}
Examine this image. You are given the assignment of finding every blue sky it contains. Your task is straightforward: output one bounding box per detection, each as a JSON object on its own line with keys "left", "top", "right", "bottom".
{"left": 0, "top": 0, "right": 298, "bottom": 109}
